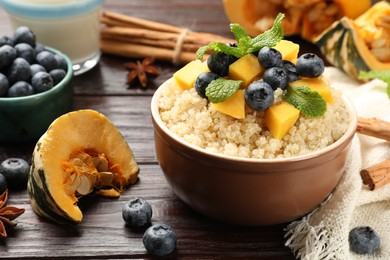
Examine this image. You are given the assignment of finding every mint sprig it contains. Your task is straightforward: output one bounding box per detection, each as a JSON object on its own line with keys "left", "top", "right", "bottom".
{"left": 359, "top": 70, "right": 390, "bottom": 98}
{"left": 196, "top": 13, "right": 285, "bottom": 61}
{"left": 285, "top": 86, "right": 327, "bottom": 118}
{"left": 205, "top": 78, "right": 242, "bottom": 103}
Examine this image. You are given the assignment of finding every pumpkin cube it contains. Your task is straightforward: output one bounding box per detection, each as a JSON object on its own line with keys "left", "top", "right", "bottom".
{"left": 289, "top": 77, "right": 333, "bottom": 104}
{"left": 173, "top": 60, "right": 209, "bottom": 90}
{"left": 273, "top": 40, "right": 300, "bottom": 64}
{"left": 264, "top": 101, "right": 300, "bottom": 139}
{"left": 228, "top": 54, "right": 264, "bottom": 88}
{"left": 211, "top": 90, "right": 245, "bottom": 119}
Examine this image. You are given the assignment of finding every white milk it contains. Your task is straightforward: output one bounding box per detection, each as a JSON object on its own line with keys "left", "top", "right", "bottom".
{"left": 1, "top": 0, "right": 104, "bottom": 75}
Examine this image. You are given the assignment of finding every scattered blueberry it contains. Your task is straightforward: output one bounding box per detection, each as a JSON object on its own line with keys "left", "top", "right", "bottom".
{"left": 31, "top": 71, "right": 53, "bottom": 93}
{"left": 296, "top": 53, "right": 324, "bottom": 78}
{"left": 7, "top": 81, "right": 34, "bottom": 97}
{"left": 6, "top": 57, "right": 31, "bottom": 84}
{"left": 0, "top": 73, "right": 9, "bottom": 97}
{"left": 49, "top": 69, "right": 66, "bottom": 85}
{"left": 349, "top": 226, "right": 380, "bottom": 255}
{"left": 281, "top": 60, "right": 300, "bottom": 82}
{"left": 0, "top": 158, "right": 30, "bottom": 190}
{"left": 54, "top": 54, "right": 68, "bottom": 72}
{"left": 0, "top": 35, "right": 14, "bottom": 47}
{"left": 0, "top": 174, "right": 7, "bottom": 194}
{"left": 258, "top": 46, "right": 282, "bottom": 69}
{"left": 0, "top": 45, "right": 17, "bottom": 69}
{"left": 245, "top": 81, "right": 274, "bottom": 111}
{"left": 143, "top": 224, "right": 177, "bottom": 256}
{"left": 36, "top": 51, "right": 58, "bottom": 72}
{"left": 14, "top": 43, "right": 35, "bottom": 64}
{"left": 30, "top": 64, "right": 46, "bottom": 76}
{"left": 12, "top": 26, "right": 36, "bottom": 47}
{"left": 194, "top": 72, "right": 220, "bottom": 98}
{"left": 207, "top": 51, "right": 237, "bottom": 76}
{"left": 122, "top": 198, "right": 153, "bottom": 227}
{"left": 262, "top": 67, "right": 289, "bottom": 90}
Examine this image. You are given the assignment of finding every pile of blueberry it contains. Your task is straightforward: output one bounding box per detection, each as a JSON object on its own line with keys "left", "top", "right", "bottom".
{"left": 122, "top": 198, "right": 177, "bottom": 256}
{"left": 194, "top": 45, "right": 325, "bottom": 111}
{"left": 0, "top": 26, "right": 68, "bottom": 98}
{"left": 0, "top": 158, "right": 30, "bottom": 193}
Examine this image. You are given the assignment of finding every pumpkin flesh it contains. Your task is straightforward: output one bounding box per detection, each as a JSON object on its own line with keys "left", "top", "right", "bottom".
{"left": 28, "top": 109, "right": 139, "bottom": 224}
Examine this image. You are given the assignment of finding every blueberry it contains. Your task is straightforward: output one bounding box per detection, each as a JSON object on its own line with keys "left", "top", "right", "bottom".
{"left": 12, "top": 26, "right": 36, "bottom": 47}
{"left": 349, "top": 226, "right": 380, "bottom": 255}
{"left": 296, "top": 53, "right": 325, "bottom": 78}
{"left": 49, "top": 69, "right": 66, "bottom": 85}
{"left": 54, "top": 54, "right": 68, "bottom": 72}
{"left": 194, "top": 72, "right": 220, "bottom": 98}
{"left": 34, "top": 43, "right": 46, "bottom": 55}
{"left": 31, "top": 71, "right": 53, "bottom": 93}
{"left": 15, "top": 43, "right": 35, "bottom": 64}
{"left": 36, "top": 51, "right": 58, "bottom": 72}
{"left": 30, "top": 64, "right": 46, "bottom": 76}
{"left": 0, "top": 174, "right": 7, "bottom": 194}
{"left": 207, "top": 51, "right": 237, "bottom": 76}
{"left": 6, "top": 57, "right": 31, "bottom": 84}
{"left": 282, "top": 60, "right": 300, "bottom": 82}
{"left": 0, "top": 73, "right": 9, "bottom": 97}
{"left": 245, "top": 81, "right": 274, "bottom": 111}
{"left": 0, "top": 35, "right": 14, "bottom": 47}
{"left": 7, "top": 81, "right": 34, "bottom": 97}
{"left": 122, "top": 198, "right": 153, "bottom": 227}
{"left": 143, "top": 224, "right": 177, "bottom": 256}
{"left": 0, "top": 158, "right": 30, "bottom": 190}
{"left": 0, "top": 45, "right": 17, "bottom": 69}
{"left": 258, "top": 46, "right": 282, "bottom": 69}
{"left": 262, "top": 67, "right": 289, "bottom": 90}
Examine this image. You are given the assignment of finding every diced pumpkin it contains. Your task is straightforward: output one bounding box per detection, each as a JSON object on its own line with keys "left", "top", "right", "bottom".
{"left": 289, "top": 77, "right": 333, "bottom": 104}
{"left": 223, "top": 0, "right": 371, "bottom": 41}
{"left": 228, "top": 54, "right": 263, "bottom": 88}
{"left": 273, "top": 40, "right": 300, "bottom": 64}
{"left": 28, "top": 109, "right": 139, "bottom": 224}
{"left": 264, "top": 101, "right": 300, "bottom": 139}
{"left": 315, "top": 1, "right": 390, "bottom": 80}
{"left": 211, "top": 90, "right": 245, "bottom": 119}
{"left": 173, "top": 60, "right": 209, "bottom": 90}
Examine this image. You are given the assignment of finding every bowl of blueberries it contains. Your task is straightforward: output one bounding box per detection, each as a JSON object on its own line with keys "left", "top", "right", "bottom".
{"left": 0, "top": 26, "right": 73, "bottom": 142}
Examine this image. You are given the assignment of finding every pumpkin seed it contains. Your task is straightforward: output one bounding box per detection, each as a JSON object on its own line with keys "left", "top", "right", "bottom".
{"left": 98, "top": 171, "right": 113, "bottom": 187}
{"left": 92, "top": 154, "right": 109, "bottom": 172}
{"left": 76, "top": 175, "right": 93, "bottom": 195}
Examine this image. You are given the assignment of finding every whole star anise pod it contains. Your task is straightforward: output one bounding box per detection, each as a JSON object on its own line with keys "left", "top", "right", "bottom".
{"left": 0, "top": 190, "right": 25, "bottom": 239}
{"left": 124, "top": 57, "right": 160, "bottom": 88}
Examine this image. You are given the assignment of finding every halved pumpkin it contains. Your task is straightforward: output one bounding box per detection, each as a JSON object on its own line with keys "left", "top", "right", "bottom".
{"left": 315, "top": 1, "right": 390, "bottom": 80}
{"left": 223, "top": 0, "right": 371, "bottom": 41}
{"left": 28, "top": 109, "right": 139, "bottom": 224}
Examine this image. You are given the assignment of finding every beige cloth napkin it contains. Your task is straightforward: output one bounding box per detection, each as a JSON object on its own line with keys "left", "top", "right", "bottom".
{"left": 284, "top": 67, "right": 390, "bottom": 259}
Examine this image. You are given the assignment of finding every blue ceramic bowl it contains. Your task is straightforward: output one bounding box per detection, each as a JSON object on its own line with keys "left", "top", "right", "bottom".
{"left": 0, "top": 47, "right": 73, "bottom": 142}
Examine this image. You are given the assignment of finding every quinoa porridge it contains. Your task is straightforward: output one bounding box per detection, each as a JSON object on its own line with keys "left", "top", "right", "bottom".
{"left": 158, "top": 72, "right": 351, "bottom": 159}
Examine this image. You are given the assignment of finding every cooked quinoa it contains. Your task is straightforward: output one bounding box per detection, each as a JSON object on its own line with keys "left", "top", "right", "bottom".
{"left": 158, "top": 76, "right": 350, "bottom": 159}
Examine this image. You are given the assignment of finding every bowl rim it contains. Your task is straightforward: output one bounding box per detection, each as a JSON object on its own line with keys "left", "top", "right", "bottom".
{"left": 151, "top": 77, "right": 358, "bottom": 164}
{"left": 0, "top": 46, "right": 73, "bottom": 102}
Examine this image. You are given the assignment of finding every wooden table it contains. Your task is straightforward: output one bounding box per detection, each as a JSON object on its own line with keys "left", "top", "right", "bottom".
{"left": 0, "top": 1, "right": 325, "bottom": 258}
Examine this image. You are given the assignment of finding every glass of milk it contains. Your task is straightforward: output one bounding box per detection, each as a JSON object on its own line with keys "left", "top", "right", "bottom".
{"left": 0, "top": 0, "right": 104, "bottom": 75}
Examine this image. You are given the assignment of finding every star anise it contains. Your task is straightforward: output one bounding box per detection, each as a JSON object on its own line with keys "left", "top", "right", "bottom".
{"left": 0, "top": 190, "right": 25, "bottom": 239}
{"left": 124, "top": 57, "right": 160, "bottom": 88}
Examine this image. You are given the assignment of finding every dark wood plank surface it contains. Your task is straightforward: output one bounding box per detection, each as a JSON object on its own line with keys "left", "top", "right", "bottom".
{"left": 0, "top": 0, "right": 326, "bottom": 258}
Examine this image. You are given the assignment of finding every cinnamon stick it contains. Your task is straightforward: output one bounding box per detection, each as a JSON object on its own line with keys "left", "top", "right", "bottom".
{"left": 360, "top": 159, "right": 390, "bottom": 190}
{"left": 357, "top": 117, "right": 390, "bottom": 142}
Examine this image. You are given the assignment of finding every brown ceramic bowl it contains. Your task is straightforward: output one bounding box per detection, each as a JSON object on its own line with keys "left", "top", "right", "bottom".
{"left": 151, "top": 78, "right": 357, "bottom": 226}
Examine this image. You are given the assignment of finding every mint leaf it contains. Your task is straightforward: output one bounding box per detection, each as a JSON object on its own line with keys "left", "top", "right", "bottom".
{"left": 248, "top": 13, "right": 285, "bottom": 53}
{"left": 285, "top": 86, "right": 326, "bottom": 118}
{"left": 196, "top": 13, "right": 285, "bottom": 61}
{"left": 206, "top": 78, "right": 242, "bottom": 103}
{"left": 359, "top": 70, "right": 390, "bottom": 98}
{"left": 196, "top": 42, "right": 243, "bottom": 61}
